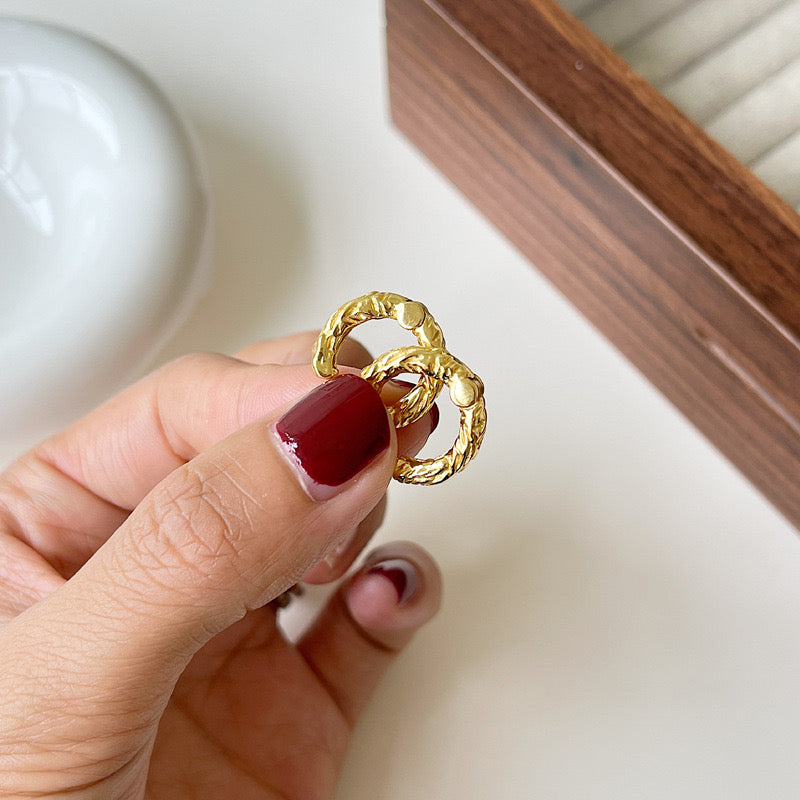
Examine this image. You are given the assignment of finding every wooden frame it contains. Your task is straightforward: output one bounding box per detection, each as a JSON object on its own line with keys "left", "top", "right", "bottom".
{"left": 386, "top": 0, "right": 800, "bottom": 530}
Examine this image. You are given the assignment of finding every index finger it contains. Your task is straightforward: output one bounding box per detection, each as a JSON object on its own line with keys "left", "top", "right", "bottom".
{"left": 0, "top": 332, "right": 434, "bottom": 578}
{"left": 0, "top": 355, "right": 324, "bottom": 576}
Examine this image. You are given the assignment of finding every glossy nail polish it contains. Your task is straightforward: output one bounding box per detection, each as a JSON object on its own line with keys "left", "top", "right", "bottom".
{"left": 276, "top": 375, "right": 390, "bottom": 492}
{"left": 367, "top": 558, "right": 419, "bottom": 605}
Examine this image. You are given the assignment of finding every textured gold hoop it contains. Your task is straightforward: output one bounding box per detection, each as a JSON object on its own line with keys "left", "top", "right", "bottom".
{"left": 312, "top": 291, "right": 445, "bottom": 428}
{"left": 361, "top": 346, "right": 486, "bottom": 485}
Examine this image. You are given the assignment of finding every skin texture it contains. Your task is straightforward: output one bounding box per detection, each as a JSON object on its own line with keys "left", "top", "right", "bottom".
{"left": 0, "top": 333, "right": 442, "bottom": 800}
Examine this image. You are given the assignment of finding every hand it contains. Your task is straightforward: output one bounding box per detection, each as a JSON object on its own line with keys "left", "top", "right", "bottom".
{"left": 0, "top": 333, "right": 442, "bottom": 799}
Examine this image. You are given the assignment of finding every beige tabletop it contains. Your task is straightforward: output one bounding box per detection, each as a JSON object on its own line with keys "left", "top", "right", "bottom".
{"left": 3, "top": 1, "right": 800, "bottom": 798}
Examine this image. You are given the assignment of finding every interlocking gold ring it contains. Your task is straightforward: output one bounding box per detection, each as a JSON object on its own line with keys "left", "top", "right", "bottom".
{"left": 361, "top": 346, "right": 486, "bottom": 485}
{"left": 312, "top": 291, "right": 445, "bottom": 428}
{"left": 314, "top": 292, "right": 486, "bottom": 485}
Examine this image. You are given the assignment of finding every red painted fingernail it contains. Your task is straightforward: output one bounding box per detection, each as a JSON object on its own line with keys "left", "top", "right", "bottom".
{"left": 367, "top": 558, "right": 419, "bottom": 605}
{"left": 276, "top": 375, "right": 390, "bottom": 493}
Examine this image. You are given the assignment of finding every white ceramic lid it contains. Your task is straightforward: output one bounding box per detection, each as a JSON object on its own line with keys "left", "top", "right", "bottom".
{"left": 0, "top": 17, "right": 211, "bottom": 456}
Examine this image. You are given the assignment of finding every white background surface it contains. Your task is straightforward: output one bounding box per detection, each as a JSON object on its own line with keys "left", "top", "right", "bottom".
{"left": 2, "top": 2, "right": 800, "bottom": 798}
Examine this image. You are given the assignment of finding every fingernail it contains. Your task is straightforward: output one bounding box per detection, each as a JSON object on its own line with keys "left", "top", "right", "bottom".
{"left": 366, "top": 558, "right": 419, "bottom": 605}
{"left": 276, "top": 375, "right": 391, "bottom": 496}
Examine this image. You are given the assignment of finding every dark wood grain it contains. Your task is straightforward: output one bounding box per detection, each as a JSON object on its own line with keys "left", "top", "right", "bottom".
{"left": 386, "top": 0, "right": 800, "bottom": 529}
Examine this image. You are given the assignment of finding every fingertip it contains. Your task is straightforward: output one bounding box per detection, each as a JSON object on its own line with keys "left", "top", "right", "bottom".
{"left": 234, "top": 332, "right": 373, "bottom": 368}
{"left": 344, "top": 543, "right": 442, "bottom": 646}
{"left": 428, "top": 401, "right": 440, "bottom": 435}
{"left": 296, "top": 540, "right": 442, "bottom": 724}
{"left": 393, "top": 400, "right": 440, "bottom": 459}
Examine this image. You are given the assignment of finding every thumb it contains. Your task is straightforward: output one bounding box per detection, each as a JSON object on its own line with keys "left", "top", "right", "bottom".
{"left": 0, "top": 374, "right": 395, "bottom": 735}
{"left": 97, "top": 371, "right": 395, "bottom": 648}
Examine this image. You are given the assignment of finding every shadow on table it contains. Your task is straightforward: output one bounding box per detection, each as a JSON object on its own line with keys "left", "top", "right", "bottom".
{"left": 152, "top": 116, "right": 309, "bottom": 364}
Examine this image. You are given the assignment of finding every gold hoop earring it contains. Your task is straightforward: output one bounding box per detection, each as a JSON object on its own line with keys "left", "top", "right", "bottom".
{"left": 314, "top": 292, "right": 486, "bottom": 485}
{"left": 361, "top": 345, "right": 486, "bottom": 485}
{"left": 312, "top": 291, "right": 445, "bottom": 428}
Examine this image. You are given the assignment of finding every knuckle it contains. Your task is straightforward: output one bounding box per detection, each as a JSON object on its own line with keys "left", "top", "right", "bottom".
{"left": 161, "top": 351, "right": 234, "bottom": 387}
{"left": 167, "top": 350, "right": 225, "bottom": 371}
